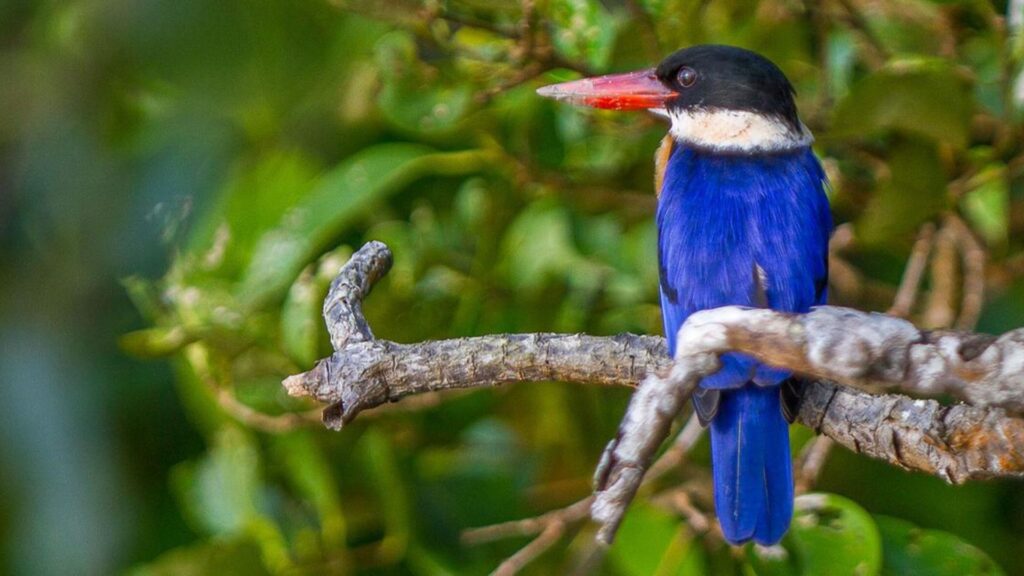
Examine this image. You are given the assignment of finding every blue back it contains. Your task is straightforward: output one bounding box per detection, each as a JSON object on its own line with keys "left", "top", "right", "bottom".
{"left": 658, "top": 145, "right": 831, "bottom": 388}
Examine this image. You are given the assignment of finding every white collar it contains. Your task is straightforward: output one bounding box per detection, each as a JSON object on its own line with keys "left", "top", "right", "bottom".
{"left": 655, "top": 108, "right": 813, "bottom": 153}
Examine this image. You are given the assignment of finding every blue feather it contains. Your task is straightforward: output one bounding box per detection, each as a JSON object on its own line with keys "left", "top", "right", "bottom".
{"left": 658, "top": 144, "right": 831, "bottom": 545}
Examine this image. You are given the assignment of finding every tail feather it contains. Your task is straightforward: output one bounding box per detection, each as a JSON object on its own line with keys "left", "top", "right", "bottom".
{"left": 710, "top": 385, "right": 793, "bottom": 545}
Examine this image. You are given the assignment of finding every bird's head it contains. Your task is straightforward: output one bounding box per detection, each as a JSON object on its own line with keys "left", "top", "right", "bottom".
{"left": 537, "top": 45, "right": 811, "bottom": 153}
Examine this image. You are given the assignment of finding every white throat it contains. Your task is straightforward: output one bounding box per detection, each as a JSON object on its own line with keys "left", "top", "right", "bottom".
{"left": 663, "top": 108, "right": 812, "bottom": 153}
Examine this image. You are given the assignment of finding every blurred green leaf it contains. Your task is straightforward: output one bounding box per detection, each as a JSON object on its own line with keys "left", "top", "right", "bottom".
{"left": 128, "top": 538, "right": 271, "bottom": 576}
{"left": 360, "top": 428, "right": 412, "bottom": 563}
{"left": 119, "top": 326, "right": 194, "bottom": 358}
{"left": 960, "top": 165, "right": 1009, "bottom": 245}
{"left": 280, "top": 267, "right": 324, "bottom": 368}
{"left": 749, "top": 493, "right": 882, "bottom": 576}
{"left": 376, "top": 32, "right": 475, "bottom": 136}
{"left": 876, "top": 516, "right": 1005, "bottom": 576}
{"left": 172, "top": 426, "right": 291, "bottom": 571}
{"left": 547, "top": 0, "right": 622, "bottom": 70}
{"left": 272, "top": 431, "right": 348, "bottom": 551}
{"left": 831, "top": 58, "right": 973, "bottom": 148}
{"left": 610, "top": 503, "right": 707, "bottom": 576}
{"left": 499, "top": 198, "right": 580, "bottom": 293}
{"left": 856, "top": 138, "right": 950, "bottom": 246}
{"left": 188, "top": 150, "right": 321, "bottom": 280}
{"left": 173, "top": 426, "right": 263, "bottom": 535}
{"left": 237, "top": 144, "right": 492, "bottom": 307}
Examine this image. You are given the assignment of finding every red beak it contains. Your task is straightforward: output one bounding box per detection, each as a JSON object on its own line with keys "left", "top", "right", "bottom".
{"left": 536, "top": 69, "right": 677, "bottom": 110}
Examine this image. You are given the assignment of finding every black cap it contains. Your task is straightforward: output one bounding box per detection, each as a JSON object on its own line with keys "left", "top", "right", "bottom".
{"left": 655, "top": 45, "right": 801, "bottom": 132}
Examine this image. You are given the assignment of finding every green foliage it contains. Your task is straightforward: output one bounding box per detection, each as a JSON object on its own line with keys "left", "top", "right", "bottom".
{"left": 4, "top": 1, "right": 1024, "bottom": 575}
{"left": 876, "top": 516, "right": 1005, "bottom": 576}
{"left": 749, "top": 493, "right": 882, "bottom": 576}
{"left": 831, "top": 58, "right": 973, "bottom": 148}
{"left": 610, "top": 503, "right": 707, "bottom": 575}
{"left": 746, "top": 497, "right": 1005, "bottom": 576}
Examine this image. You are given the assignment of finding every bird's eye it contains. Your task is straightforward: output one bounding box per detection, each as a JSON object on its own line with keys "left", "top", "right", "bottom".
{"left": 677, "top": 66, "right": 697, "bottom": 88}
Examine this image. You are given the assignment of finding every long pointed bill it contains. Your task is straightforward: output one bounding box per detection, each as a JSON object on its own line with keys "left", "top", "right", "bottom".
{"left": 536, "top": 69, "right": 676, "bottom": 110}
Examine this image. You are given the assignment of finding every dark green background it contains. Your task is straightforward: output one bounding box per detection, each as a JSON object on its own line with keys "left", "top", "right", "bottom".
{"left": 1, "top": 0, "right": 1023, "bottom": 574}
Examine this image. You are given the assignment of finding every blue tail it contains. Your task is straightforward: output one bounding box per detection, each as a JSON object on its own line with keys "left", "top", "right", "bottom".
{"left": 710, "top": 384, "right": 793, "bottom": 545}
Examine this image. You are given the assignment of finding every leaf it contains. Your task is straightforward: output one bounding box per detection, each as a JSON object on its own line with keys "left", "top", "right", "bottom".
{"left": 187, "top": 150, "right": 321, "bottom": 280}
{"left": 272, "top": 431, "right": 347, "bottom": 549}
{"left": 547, "top": 0, "right": 622, "bottom": 70}
{"left": 119, "top": 326, "right": 194, "bottom": 358}
{"left": 831, "top": 58, "right": 973, "bottom": 148}
{"left": 375, "top": 32, "right": 474, "bottom": 136}
{"left": 876, "top": 516, "right": 1005, "bottom": 576}
{"left": 236, "top": 144, "right": 491, "bottom": 307}
{"left": 748, "top": 493, "right": 882, "bottom": 576}
{"left": 171, "top": 426, "right": 292, "bottom": 571}
{"left": 855, "top": 138, "right": 950, "bottom": 246}
{"left": 610, "top": 503, "right": 707, "bottom": 576}
{"left": 960, "top": 164, "right": 1009, "bottom": 245}
{"left": 172, "top": 426, "right": 262, "bottom": 536}
{"left": 127, "top": 538, "right": 271, "bottom": 576}
{"left": 359, "top": 429, "right": 412, "bottom": 561}
{"left": 498, "top": 198, "right": 580, "bottom": 293}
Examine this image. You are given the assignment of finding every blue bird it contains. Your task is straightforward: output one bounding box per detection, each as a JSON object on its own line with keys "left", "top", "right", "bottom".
{"left": 538, "top": 45, "right": 831, "bottom": 545}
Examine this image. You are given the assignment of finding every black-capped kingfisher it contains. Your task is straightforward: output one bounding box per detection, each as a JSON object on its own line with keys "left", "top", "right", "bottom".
{"left": 537, "top": 45, "right": 832, "bottom": 545}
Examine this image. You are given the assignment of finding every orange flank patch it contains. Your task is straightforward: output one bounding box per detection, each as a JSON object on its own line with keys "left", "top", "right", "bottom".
{"left": 654, "top": 135, "right": 674, "bottom": 197}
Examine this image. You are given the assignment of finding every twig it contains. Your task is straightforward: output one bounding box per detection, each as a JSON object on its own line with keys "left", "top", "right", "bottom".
{"left": 463, "top": 498, "right": 593, "bottom": 546}
{"left": 650, "top": 486, "right": 714, "bottom": 536}
{"left": 492, "top": 521, "right": 565, "bottom": 576}
{"left": 186, "top": 345, "right": 321, "bottom": 433}
{"left": 797, "top": 222, "right": 937, "bottom": 489}
{"left": 434, "top": 7, "right": 520, "bottom": 39}
{"left": 922, "top": 223, "right": 960, "bottom": 329}
{"left": 889, "top": 223, "right": 936, "bottom": 318}
{"left": 795, "top": 436, "right": 835, "bottom": 494}
{"left": 947, "top": 215, "right": 987, "bottom": 330}
{"left": 293, "top": 267, "right": 1024, "bottom": 417}
{"left": 1008, "top": 253, "right": 1024, "bottom": 278}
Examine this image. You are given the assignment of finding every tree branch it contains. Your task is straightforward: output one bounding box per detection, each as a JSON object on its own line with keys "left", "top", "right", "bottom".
{"left": 283, "top": 241, "right": 1024, "bottom": 545}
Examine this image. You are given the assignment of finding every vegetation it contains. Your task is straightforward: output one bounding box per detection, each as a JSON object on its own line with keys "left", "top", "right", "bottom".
{"left": 2, "top": 0, "right": 1023, "bottom": 574}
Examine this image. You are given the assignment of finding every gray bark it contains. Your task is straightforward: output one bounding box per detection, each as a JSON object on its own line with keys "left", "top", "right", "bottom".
{"left": 282, "top": 241, "right": 1024, "bottom": 543}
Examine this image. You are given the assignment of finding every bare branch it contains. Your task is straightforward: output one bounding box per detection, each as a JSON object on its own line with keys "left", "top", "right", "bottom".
{"left": 283, "top": 241, "right": 1024, "bottom": 511}
{"left": 799, "top": 380, "right": 1024, "bottom": 483}
{"left": 795, "top": 436, "right": 835, "bottom": 494}
{"left": 590, "top": 357, "right": 708, "bottom": 543}
{"left": 323, "top": 240, "right": 391, "bottom": 349}
{"left": 682, "top": 306, "right": 1024, "bottom": 415}
{"left": 948, "top": 215, "right": 987, "bottom": 330}
{"left": 492, "top": 520, "right": 565, "bottom": 576}
{"left": 889, "top": 223, "right": 935, "bottom": 319}
{"left": 463, "top": 498, "right": 593, "bottom": 546}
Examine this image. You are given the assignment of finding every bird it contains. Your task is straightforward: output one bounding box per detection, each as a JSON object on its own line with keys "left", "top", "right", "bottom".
{"left": 537, "top": 45, "right": 831, "bottom": 546}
